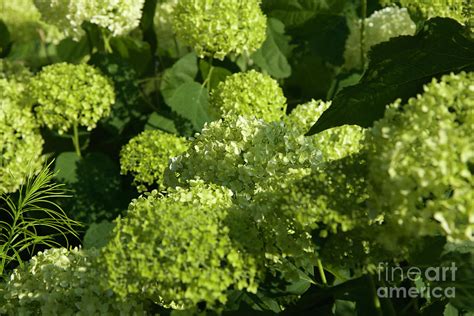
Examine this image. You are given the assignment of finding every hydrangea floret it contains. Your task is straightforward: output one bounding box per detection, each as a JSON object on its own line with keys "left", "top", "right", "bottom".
{"left": 210, "top": 70, "right": 287, "bottom": 121}
{"left": 33, "top": 0, "right": 145, "bottom": 38}
{"left": 120, "top": 129, "right": 189, "bottom": 192}
{"left": 285, "top": 99, "right": 366, "bottom": 161}
{"left": 1, "top": 247, "right": 147, "bottom": 315}
{"left": 0, "top": 79, "right": 44, "bottom": 194}
{"left": 381, "top": 0, "right": 469, "bottom": 26}
{"left": 344, "top": 6, "right": 416, "bottom": 69}
{"left": 172, "top": 0, "right": 267, "bottom": 59}
{"left": 165, "top": 116, "right": 323, "bottom": 199}
{"left": 368, "top": 72, "right": 474, "bottom": 248}
{"left": 102, "top": 181, "right": 258, "bottom": 310}
{"left": 30, "top": 62, "right": 115, "bottom": 135}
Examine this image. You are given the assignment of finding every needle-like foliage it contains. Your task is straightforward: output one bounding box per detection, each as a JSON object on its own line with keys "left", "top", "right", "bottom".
{"left": 0, "top": 164, "right": 81, "bottom": 278}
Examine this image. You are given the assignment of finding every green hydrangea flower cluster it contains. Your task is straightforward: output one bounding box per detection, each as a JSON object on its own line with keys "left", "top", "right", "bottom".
{"left": 277, "top": 152, "right": 389, "bottom": 273}
{"left": 1, "top": 247, "right": 147, "bottom": 315}
{"left": 0, "top": 0, "right": 63, "bottom": 43}
{"left": 30, "top": 63, "right": 115, "bottom": 134}
{"left": 0, "top": 75, "right": 44, "bottom": 194}
{"left": 344, "top": 6, "right": 416, "bottom": 69}
{"left": 33, "top": 0, "right": 89, "bottom": 39}
{"left": 0, "top": 60, "right": 32, "bottom": 83}
{"left": 210, "top": 70, "right": 287, "bottom": 121}
{"left": 102, "top": 181, "right": 258, "bottom": 310}
{"left": 172, "top": 0, "right": 267, "bottom": 60}
{"left": 88, "top": 0, "right": 146, "bottom": 37}
{"left": 285, "top": 99, "right": 366, "bottom": 161}
{"left": 165, "top": 116, "right": 323, "bottom": 199}
{"left": 368, "top": 72, "right": 474, "bottom": 248}
{"left": 33, "top": 0, "right": 145, "bottom": 38}
{"left": 0, "top": 60, "right": 32, "bottom": 106}
{"left": 381, "top": 0, "right": 469, "bottom": 26}
{"left": 120, "top": 130, "right": 189, "bottom": 192}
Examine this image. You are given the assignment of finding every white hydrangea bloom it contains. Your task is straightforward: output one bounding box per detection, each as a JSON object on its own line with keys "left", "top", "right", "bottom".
{"left": 34, "top": 0, "right": 145, "bottom": 39}
{"left": 344, "top": 6, "right": 417, "bottom": 69}
{"left": 89, "top": 0, "right": 146, "bottom": 37}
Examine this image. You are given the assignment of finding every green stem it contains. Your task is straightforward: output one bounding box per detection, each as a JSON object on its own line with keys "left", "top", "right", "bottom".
{"left": 101, "top": 29, "right": 113, "bottom": 54}
{"left": 0, "top": 201, "right": 20, "bottom": 277}
{"left": 72, "top": 123, "right": 82, "bottom": 158}
{"left": 317, "top": 258, "right": 328, "bottom": 286}
{"left": 202, "top": 59, "right": 214, "bottom": 90}
{"left": 360, "top": 0, "right": 367, "bottom": 69}
{"left": 368, "top": 274, "right": 383, "bottom": 316}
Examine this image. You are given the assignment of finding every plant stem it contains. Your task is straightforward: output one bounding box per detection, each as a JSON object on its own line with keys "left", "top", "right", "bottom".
{"left": 72, "top": 122, "right": 82, "bottom": 158}
{"left": 360, "top": 0, "right": 367, "bottom": 69}
{"left": 101, "top": 29, "right": 113, "bottom": 54}
{"left": 202, "top": 58, "right": 214, "bottom": 90}
{"left": 368, "top": 274, "right": 383, "bottom": 316}
{"left": 317, "top": 258, "right": 328, "bottom": 285}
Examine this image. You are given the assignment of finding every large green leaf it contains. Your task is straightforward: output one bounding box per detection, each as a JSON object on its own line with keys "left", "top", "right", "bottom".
{"left": 110, "top": 36, "right": 152, "bottom": 75}
{"left": 145, "top": 112, "right": 179, "bottom": 134}
{"left": 252, "top": 18, "right": 292, "bottom": 79}
{"left": 261, "top": 0, "right": 326, "bottom": 29}
{"left": 167, "top": 81, "right": 212, "bottom": 130}
{"left": 54, "top": 152, "right": 81, "bottom": 184}
{"left": 307, "top": 18, "right": 474, "bottom": 135}
{"left": 56, "top": 36, "right": 90, "bottom": 63}
{"left": 160, "top": 52, "right": 198, "bottom": 102}
{"left": 199, "top": 59, "right": 232, "bottom": 90}
{"left": 83, "top": 220, "right": 115, "bottom": 249}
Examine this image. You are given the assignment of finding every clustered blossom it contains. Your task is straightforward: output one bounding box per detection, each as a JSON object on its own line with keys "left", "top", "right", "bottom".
{"left": 0, "top": 248, "right": 147, "bottom": 315}
{"left": 368, "top": 72, "right": 474, "bottom": 249}
{"left": 285, "top": 99, "right": 366, "bottom": 161}
{"left": 120, "top": 129, "right": 189, "bottom": 192}
{"left": 381, "top": 0, "right": 469, "bottom": 26}
{"left": 210, "top": 70, "right": 287, "bottom": 121}
{"left": 0, "top": 71, "right": 44, "bottom": 194}
{"left": 172, "top": 0, "right": 267, "bottom": 59}
{"left": 102, "top": 181, "right": 258, "bottom": 309}
{"left": 165, "top": 116, "right": 322, "bottom": 199}
{"left": 30, "top": 63, "right": 115, "bottom": 134}
{"left": 33, "top": 0, "right": 145, "bottom": 38}
{"left": 344, "top": 6, "right": 416, "bottom": 69}
{"left": 89, "top": 0, "right": 146, "bottom": 37}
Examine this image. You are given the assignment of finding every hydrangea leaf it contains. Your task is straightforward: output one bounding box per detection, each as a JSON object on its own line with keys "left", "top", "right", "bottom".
{"left": 261, "top": 0, "right": 326, "bottom": 29}
{"left": 160, "top": 52, "right": 198, "bottom": 102}
{"left": 252, "top": 18, "right": 292, "bottom": 79}
{"left": 199, "top": 59, "right": 232, "bottom": 90}
{"left": 167, "top": 81, "right": 212, "bottom": 130}
{"left": 56, "top": 36, "right": 90, "bottom": 63}
{"left": 54, "top": 152, "right": 81, "bottom": 184}
{"left": 83, "top": 220, "right": 115, "bottom": 249}
{"left": 109, "top": 36, "right": 152, "bottom": 75}
{"left": 307, "top": 18, "right": 474, "bottom": 135}
{"left": 145, "top": 112, "right": 179, "bottom": 134}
